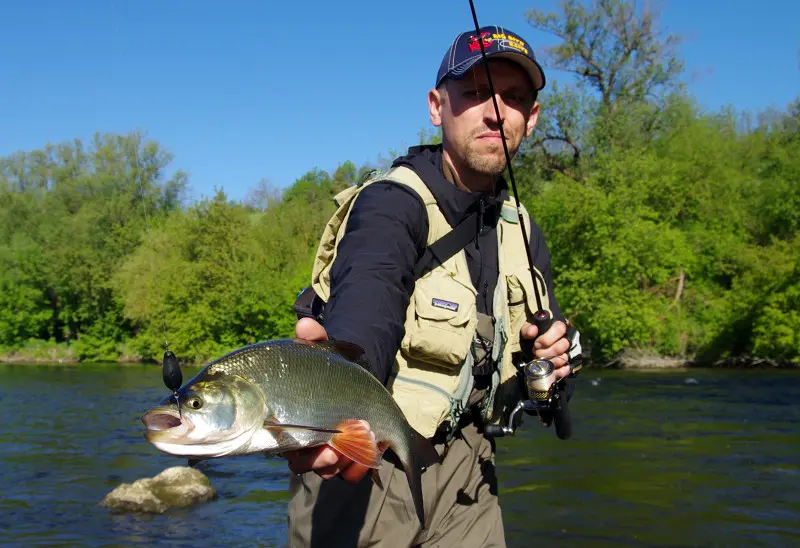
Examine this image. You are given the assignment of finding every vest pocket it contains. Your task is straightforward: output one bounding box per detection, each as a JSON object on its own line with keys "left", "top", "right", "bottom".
{"left": 401, "top": 272, "right": 477, "bottom": 369}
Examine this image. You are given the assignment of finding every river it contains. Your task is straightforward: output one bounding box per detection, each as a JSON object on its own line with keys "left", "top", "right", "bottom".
{"left": 1, "top": 365, "right": 798, "bottom": 547}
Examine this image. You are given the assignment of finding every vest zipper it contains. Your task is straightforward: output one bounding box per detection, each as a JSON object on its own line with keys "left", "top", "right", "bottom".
{"left": 476, "top": 198, "right": 486, "bottom": 250}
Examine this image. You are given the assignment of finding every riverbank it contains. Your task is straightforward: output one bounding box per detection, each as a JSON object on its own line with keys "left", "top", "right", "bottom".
{"left": 3, "top": 344, "right": 796, "bottom": 369}
{"left": 0, "top": 340, "right": 147, "bottom": 366}
{"left": 0, "top": 342, "right": 78, "bottom": 364}
{"left": 600, "top": 349, "right": 797, "bottom": 369}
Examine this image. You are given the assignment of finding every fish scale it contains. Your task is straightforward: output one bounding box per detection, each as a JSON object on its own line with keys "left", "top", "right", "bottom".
{"left": 207, "top": 340, "right": 407, "bottom": 447}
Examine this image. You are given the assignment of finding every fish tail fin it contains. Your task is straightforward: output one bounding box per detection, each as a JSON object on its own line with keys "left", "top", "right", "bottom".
{"left": 396, "top": 428, "right": 440, "bottom": 530}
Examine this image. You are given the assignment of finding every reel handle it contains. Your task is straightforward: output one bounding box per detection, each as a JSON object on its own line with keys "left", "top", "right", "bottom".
{"left": 553, "top": 389, "right": 572, "bottom": 440}
{"left": 531, "top": 309, "right": 552, "bottom": 336}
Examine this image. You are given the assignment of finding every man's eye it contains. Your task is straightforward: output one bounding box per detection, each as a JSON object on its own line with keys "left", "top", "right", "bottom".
{"left": 503, "top": 93, "right": 526, "bottom": 104}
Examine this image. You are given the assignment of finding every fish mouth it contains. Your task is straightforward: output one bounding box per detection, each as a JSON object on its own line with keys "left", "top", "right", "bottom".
{"left": 140, "top": 406, "right": 254, "bottom": 458}
{"left": 142, "top": 408, "right": 193, "bottom": 442}
{"left": 143, "top": 413, "right": 182, "bottom": 430}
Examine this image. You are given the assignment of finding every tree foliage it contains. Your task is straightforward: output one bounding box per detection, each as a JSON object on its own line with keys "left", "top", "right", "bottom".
{"left": 0, "top": 133, "right": 186, "bottom": 359}
{"left": 523, "top": 0, "right": 685, "bottom": 174}
{"left": 115, "top": 168, "right": 339, "bottom": 363}
{"left": 513, "top": 0, "right": 799, "bottom": 364}
{"left": 1, "top": 2, "right": 797, "bottom": 366}
{"left": 528, "top": 0, "right": 683, "bottom": 109}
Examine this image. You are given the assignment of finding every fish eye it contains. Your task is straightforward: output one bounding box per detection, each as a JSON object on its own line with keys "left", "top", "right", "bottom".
{"left": 187, "top": 397, "right": 203, "bottom": 410}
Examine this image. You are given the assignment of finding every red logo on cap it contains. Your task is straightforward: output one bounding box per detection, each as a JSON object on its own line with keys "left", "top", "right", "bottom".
{"left": 468, "top": 32, "right": 493, "bottom": 53}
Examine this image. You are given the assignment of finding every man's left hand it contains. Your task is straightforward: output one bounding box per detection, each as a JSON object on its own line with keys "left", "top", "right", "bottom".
{"left": 520, "top": 320, "right": 572, "bottom": 380}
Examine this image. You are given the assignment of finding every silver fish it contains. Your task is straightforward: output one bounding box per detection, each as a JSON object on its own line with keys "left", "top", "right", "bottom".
{"left": 142, "top": 338, "right": 438, "bottom": 526}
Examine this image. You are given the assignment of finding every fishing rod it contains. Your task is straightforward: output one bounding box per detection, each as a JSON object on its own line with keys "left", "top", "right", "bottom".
{"left": 465, "top": 0, "right": 579, "bottom": 440}
{"left": 133, "top": 139, "right": 183, "bottom": 415}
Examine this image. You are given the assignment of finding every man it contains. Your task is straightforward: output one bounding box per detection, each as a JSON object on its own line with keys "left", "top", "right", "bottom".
{"left": 285, "top": 25, "right": 579, "bottom": 547}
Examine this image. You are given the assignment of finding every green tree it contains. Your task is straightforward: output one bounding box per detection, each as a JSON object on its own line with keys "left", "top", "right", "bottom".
{"left": 0, "top": 132, "right": 186, "bottom": 358}
{"left": 519, "top": 0, "right": 685, "bottom": 180}
{"left": 116, "top": 167, "right": 340, "bottom": 363}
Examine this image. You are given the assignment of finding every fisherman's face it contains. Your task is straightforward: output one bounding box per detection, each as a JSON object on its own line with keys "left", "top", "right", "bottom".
{"left": 428, "top": 59, "right": 539, "bottom": 185}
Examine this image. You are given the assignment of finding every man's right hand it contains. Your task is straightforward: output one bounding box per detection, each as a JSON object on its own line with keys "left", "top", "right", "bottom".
{"left": 284, "top": 318, "right": 371, "bottom": 484}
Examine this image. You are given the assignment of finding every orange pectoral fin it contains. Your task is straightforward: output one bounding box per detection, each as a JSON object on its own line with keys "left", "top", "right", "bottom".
{"left": 328, "top": 420, "right": 383, "bottom": 469}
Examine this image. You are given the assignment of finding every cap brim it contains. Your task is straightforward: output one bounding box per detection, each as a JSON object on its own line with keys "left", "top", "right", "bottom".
{"left": 440, "top": 51, "right": 546, "bottom": 92}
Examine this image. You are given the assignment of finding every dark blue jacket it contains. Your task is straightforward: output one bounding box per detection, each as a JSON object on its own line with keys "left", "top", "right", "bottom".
{"left": 321, "top": 145, "right": 563, "bottom": 385}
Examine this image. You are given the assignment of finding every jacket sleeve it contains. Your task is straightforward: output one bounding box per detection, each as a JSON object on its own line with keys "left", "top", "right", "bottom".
{"left": 322, "top": 181, "right": 428, "bottom": 385}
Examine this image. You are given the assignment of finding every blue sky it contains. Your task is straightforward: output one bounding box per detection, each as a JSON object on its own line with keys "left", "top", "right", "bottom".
{"left": 2, "top": 0, "right": 798, "bottom": 203}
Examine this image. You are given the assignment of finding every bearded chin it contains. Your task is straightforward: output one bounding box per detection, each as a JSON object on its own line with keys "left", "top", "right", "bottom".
{"left": 466, "top": 145, "right": 507, "bottom": 177}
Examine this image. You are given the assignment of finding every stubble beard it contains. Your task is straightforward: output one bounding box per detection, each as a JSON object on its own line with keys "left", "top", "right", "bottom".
{"left": 464, "top": 141, "right": 507, "bottom": 176}
{"left": 463, "top": 131, "right": 519, "bottom": 178}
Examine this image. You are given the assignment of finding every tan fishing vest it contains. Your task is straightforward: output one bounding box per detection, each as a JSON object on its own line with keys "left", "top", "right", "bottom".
{"left": 311, "top": 166, "right": 552, "bottom": 439}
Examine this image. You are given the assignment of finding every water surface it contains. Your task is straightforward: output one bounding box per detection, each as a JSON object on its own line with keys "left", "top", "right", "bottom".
{"left": 1, "top": 365, "right": 798, "bottom": 546}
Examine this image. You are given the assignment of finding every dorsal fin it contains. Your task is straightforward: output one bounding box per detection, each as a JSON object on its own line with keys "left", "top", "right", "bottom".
{"left": 316, "top": 340, "right": 366, "bottom": 363}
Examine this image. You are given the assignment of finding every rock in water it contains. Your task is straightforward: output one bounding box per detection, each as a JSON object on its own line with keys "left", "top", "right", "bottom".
{"left": 99, "top": 466, "right": 217, "bottom": 513}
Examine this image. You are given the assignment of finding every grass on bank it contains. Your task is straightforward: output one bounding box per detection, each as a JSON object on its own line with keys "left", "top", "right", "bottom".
{"left": 2, "top": 339, "right": 796, "bottom": 369}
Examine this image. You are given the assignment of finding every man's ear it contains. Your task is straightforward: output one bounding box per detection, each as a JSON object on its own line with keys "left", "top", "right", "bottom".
{"left": 428, "top": 88, "right": 444, "bottom": 127}
{"left": 525, "top": 101, "right": 540, "bottom": 138}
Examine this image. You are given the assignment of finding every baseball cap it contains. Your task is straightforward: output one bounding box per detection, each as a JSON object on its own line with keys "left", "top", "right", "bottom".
{"left": 435, "top": 25, "right": 546, "bottom": 92}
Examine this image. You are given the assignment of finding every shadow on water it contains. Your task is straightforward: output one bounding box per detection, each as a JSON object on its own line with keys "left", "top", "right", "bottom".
{"left": 1, "top": 364, "right": 798, "bottom": 546}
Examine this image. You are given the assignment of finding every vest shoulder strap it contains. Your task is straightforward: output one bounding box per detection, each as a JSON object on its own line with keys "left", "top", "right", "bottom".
{"left": 499, "top": 197, "right": 530, "bottom": 225}
{"left": 378, "top": 165, "right": 438, "bottom": 207}
{"left": 383, "top": 167, "right": 482, "bottom": 280}
{"left": 414, "top": 211, "right": 478, "bottom": 279}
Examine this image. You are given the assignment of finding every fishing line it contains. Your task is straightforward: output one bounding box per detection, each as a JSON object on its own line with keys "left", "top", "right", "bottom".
{"left": 132, "top": 138, "right": 183, "bottom": 412}
{"left": 112, "top": 0, "right": 183, "bottom": 411}
{"left": 466, "top": 0, "right": 552, "bottom": 338}
{"left": 133, "top": 146, "right": 170, "bottom": 348}
{"left": 462, "top": 7, "right": 580, "bottom": 440}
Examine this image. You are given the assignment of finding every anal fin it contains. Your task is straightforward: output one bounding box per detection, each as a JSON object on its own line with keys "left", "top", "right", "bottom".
{"left": 371, "top": 468, "right": 383, "bottom": 489}
{"left": 370, "top": 442, "right": 390, "bottom": 489}
{"left": 328, "top": 420, "right": 383, "bottom": 469}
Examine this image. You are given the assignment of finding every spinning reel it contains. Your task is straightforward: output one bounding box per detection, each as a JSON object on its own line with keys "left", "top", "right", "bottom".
{"left": 484, "top": 353, "right": 581, "bottom": 440}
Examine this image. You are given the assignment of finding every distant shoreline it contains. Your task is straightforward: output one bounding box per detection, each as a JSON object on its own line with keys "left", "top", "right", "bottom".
{"left": 1, "top": 352, "right": 795, "bottom": 369}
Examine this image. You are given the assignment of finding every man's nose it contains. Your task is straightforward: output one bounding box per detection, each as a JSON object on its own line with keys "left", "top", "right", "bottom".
{"left": 482, "top": 93, "right": 506, "bottom": 125}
